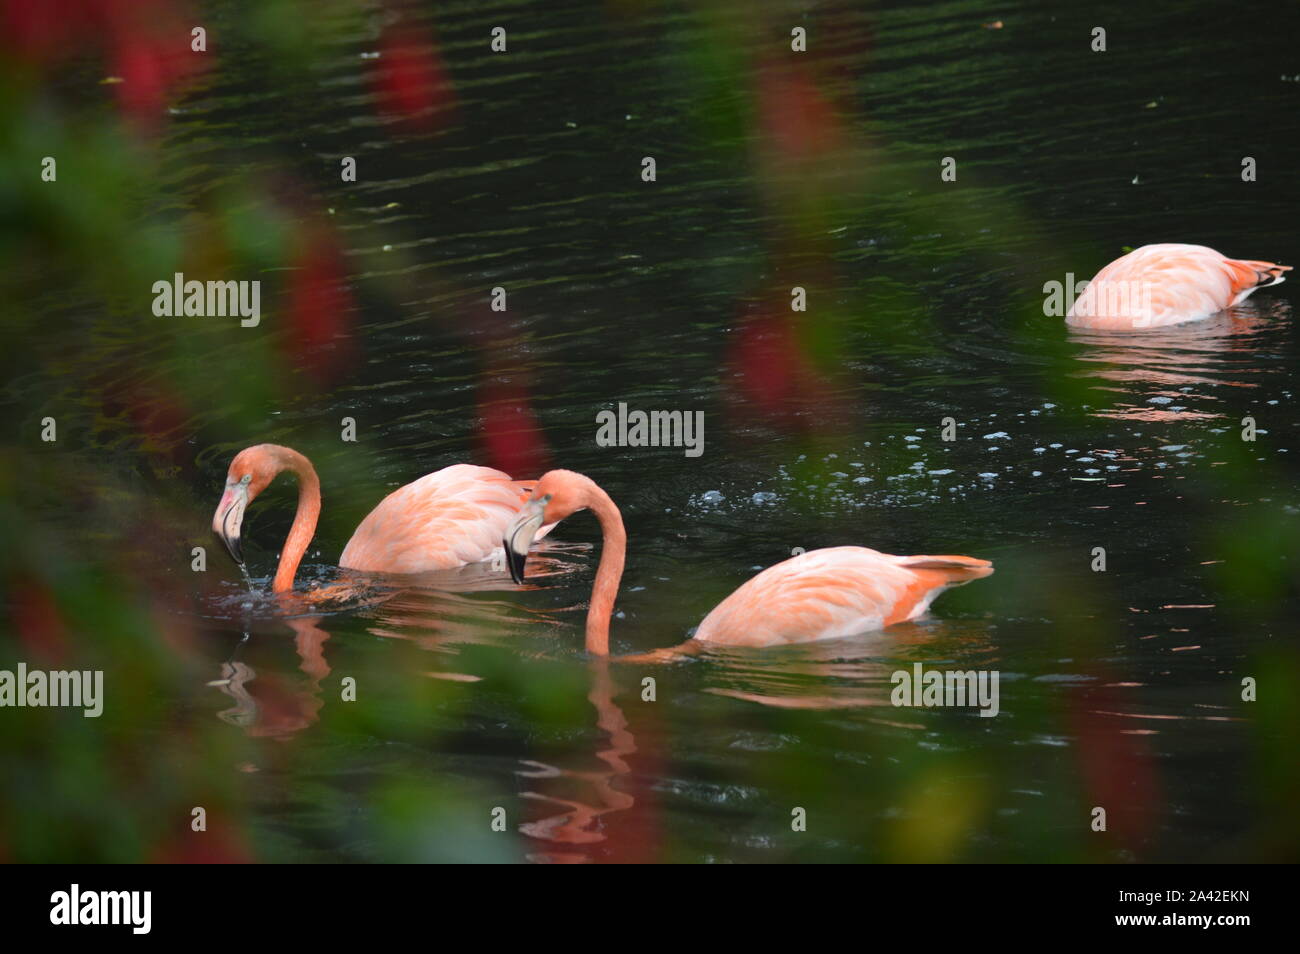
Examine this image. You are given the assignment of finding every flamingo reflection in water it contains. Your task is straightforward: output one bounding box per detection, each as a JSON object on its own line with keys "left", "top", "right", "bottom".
{"left": 1069, "top": 300, "right": 1292, "bottom": 424}
{"left": 515, "top": 660, "right": 653, "bottom": 863}
{"left": 211, "top": 616, "right": 332, "bottom": 741}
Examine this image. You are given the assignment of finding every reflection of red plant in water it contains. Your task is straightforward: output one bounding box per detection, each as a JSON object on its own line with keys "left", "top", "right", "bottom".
{"left": 477, "top": 377, "right": 550, "bottom": 479}
{"left": 1066, "top": 681, "right": 1161, "bottom": 851}
{"left": 370, "top": 16, "right": 455, "bottom": 132}
{"left": 2, "top": 0, "right": 208, "bottom": 127}
{"left": 286, "top": 225, "right": 356, "bottom": 387}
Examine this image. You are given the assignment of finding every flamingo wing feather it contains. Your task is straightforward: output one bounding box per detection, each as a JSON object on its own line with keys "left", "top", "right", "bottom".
{"left": 693, "top": 547, "right": 992, "bottom": 647}
{"left": 341, "top": 464, "right": 542, "bottom": 573}
{"left": 1067, "top": 243, "right": 1289, "bottom": 330}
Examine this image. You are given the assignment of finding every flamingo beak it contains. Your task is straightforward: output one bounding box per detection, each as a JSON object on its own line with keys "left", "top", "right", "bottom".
{"left": 503, "top": 495, "right": 550, "bottom": 584}
{"left": 213, "top": 482, "right": 249, "bottom": 565}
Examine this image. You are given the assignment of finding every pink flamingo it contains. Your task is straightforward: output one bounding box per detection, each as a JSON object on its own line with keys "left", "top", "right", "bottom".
{"left": 211, "top": 443, "right": 546, "bottom": 592}
{"left": 1066, "top": 243, "right": 1290, "bottom": 330}
{"left": 503, "top": 470, "right": 992, "bottom": 654}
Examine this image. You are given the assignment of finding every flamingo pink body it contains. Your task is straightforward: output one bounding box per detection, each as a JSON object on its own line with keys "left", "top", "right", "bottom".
{"left": 1066, "top": 243, "right": 1290, "bottom": 330}
{"left": 693, "top": 546, "right": 993, "bottom": 646}
{"left": 340, "top": 463, "right": 544, "bottom": 573}
{"left": 505, "top": 470, "right": 992, "bottom": 653}
{"left": 212, "top": 444, "right": 545, "bottom": 592}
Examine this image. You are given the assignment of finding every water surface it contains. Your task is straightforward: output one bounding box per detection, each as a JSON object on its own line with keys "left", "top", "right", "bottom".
{"left": 6, "top": 0, "right": 1300, "bottom": 863}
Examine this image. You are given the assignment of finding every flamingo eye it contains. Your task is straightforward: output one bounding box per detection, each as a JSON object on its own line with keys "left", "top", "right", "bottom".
{"left": 240, "top": 474, "right": 252, "bottom": 485}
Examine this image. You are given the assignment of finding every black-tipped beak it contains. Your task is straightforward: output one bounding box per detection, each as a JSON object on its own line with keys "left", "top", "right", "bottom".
{"left": 220, "top": 526, "right": 244, "bottom": 565}
{"left": 505, "top": 542, "right": 528, "bottom": 584}
{"left": 503, "top": 495, "right": 549, "bottom": 584}
{"left": 213, "top": 483, "right": 248, "bottom": 566}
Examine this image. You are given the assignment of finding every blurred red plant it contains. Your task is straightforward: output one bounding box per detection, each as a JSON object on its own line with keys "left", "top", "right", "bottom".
{"left": 150, "top": 808, "right": 255, "bottom": 863}
{"left": 476, "top": 376, "right": 550, "bottom": 479}
{"left": 1067, "top": 679, "right": 1162, "bottom": 852}
{"left": 369, "top": 14, "right": 456, "bottom": 132}
{"left": 727, "top": 304, "right": 843, "bottom": 433}
{"left": 285, "top": 223, "right": 357, "bottom": 387}
{"left": 2, "top": 0, "right": 208, "bottom": 127}
{"left": 8, "top": 576, "right": 70, "bottom": 667}
{"left": 753, "top": 58, "right": 845, "bottom": 165}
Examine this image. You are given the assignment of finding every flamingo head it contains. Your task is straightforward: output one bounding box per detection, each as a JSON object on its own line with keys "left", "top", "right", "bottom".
{"left": 212, "top": 445, "right": 282, "bottom": 565}
{"left": 504, "top": 493, "right": 552, "bottom": 583}
{"left": 503, "top": 469, "right": 589, "bottom": 583}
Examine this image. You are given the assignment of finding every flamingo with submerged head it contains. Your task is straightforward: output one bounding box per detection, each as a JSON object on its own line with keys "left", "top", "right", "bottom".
{"left": 1066, "top": 243, "right": 1290, "bottom": 330}
{"left": 502, "top": 470, "right": 993, "bottom": 654}
{"left": 212, "top": 443, "right": 547, "bottom": 592}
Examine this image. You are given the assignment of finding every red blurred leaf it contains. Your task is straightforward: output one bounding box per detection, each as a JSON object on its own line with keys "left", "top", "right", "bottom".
{"left": 727, "top": 307, "right": 839, "bottom": 431}
{"left": 755, "top": 60, "right": 843, "bottom": 163}
{"left": 477, "top": 377, "right": 549, "bottom": 478}
{"left": 8, "top": 577, "right": 69, "bottom": 666}
{"left": 285, "top": 226, "right": 356, "bottom": 386}
{"left": 370, "top": 18, "right": 455, "bottom": 132}
{"left": 1067, "top": 681, "right": 1162, "bottom": 850}
{"left": 150, "top": 809, "right": 255, "bottom": 863}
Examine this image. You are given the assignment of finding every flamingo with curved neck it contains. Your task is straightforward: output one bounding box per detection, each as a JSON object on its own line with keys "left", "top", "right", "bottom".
{"left": 212, "top": 443, "right": 545, "bottom": 592}
{"left": 504, "top": 470, "right": 993, "bottom": 654}
{"left": 503, "top": 470, "right": 625, "bottom": 654}
{"left": 212, "top": 445, "right": 320, "bottom": 592}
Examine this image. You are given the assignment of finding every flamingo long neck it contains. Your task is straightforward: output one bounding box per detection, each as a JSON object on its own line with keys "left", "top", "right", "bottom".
{"left": 583, "top": 483, "right": 626, "bottom": 655}
{"left": 271, "top": 449, "right": 322, "bottom": 593}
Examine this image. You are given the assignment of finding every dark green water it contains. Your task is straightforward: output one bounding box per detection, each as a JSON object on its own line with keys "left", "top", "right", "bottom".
{"left": 4, "top": 0, "right": 1299, "bottom": 862}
